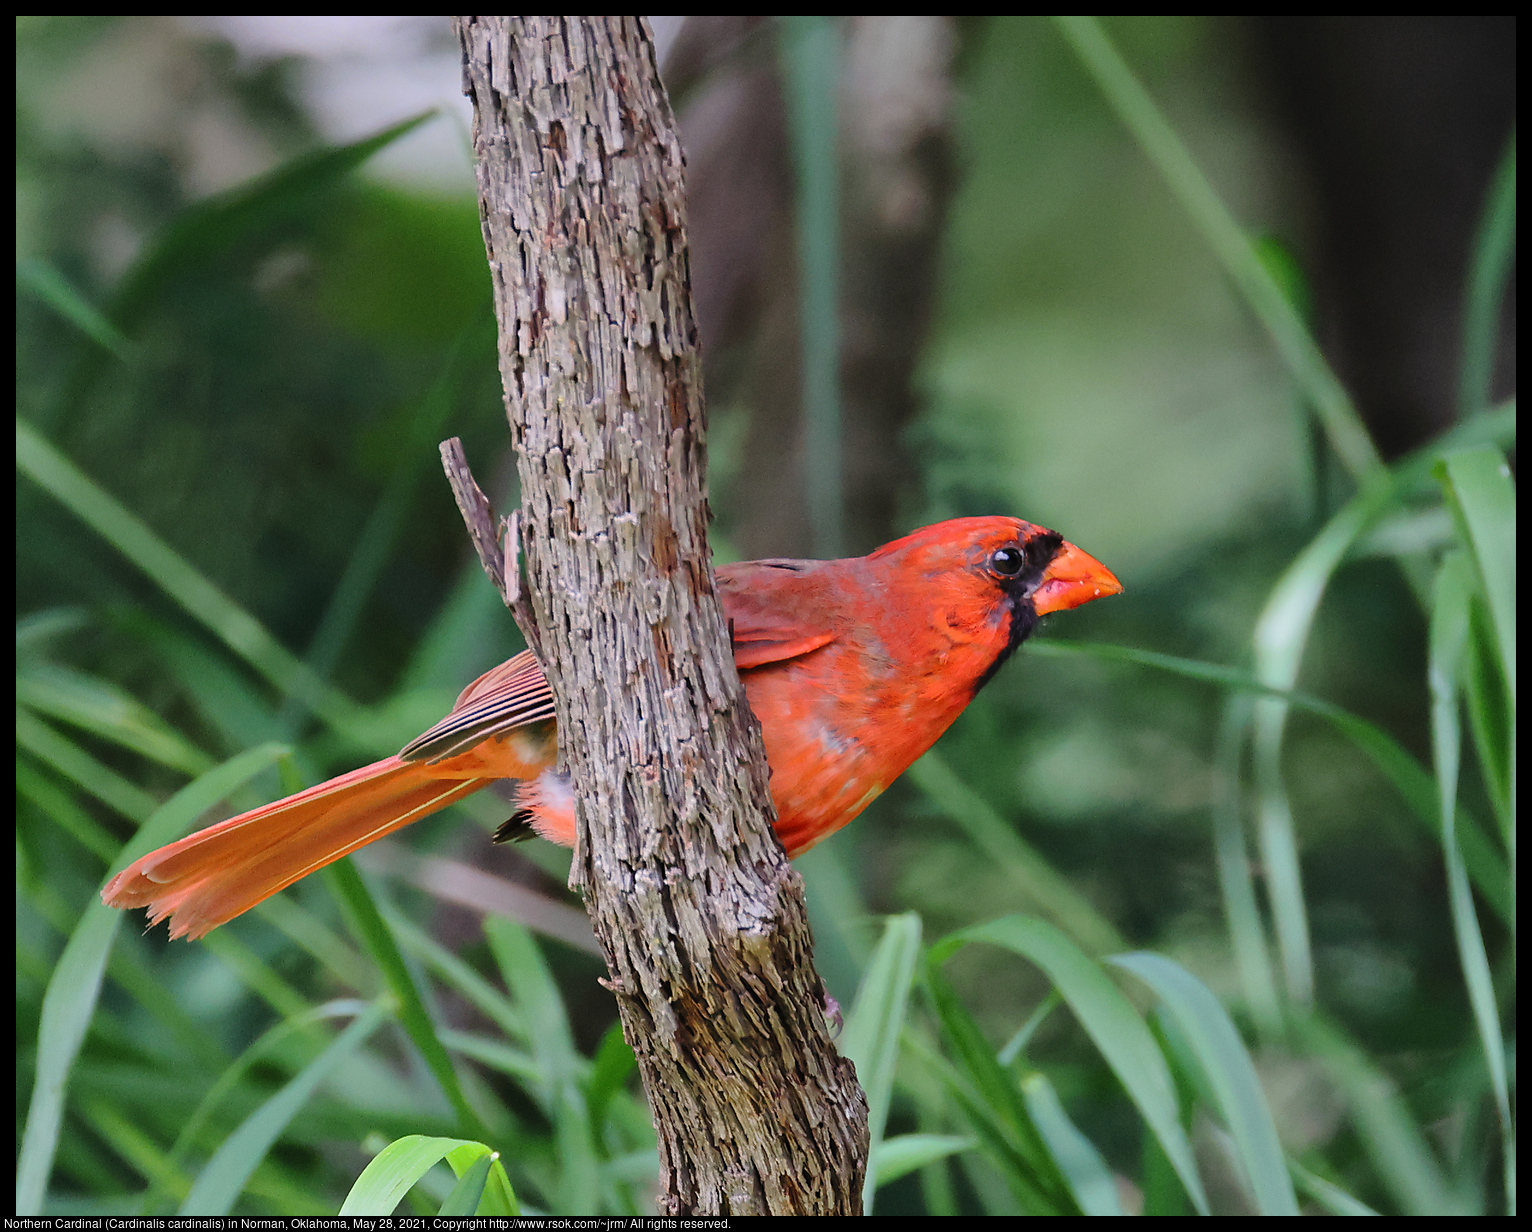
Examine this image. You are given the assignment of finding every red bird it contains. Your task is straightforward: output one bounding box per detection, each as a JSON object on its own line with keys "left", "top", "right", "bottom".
{"left": 104, "top": 517, "right": 1121, "bottom": 939}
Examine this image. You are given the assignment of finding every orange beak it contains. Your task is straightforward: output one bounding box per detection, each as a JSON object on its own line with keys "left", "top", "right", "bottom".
{"left": 1033, "top": 540, "right": 1123, "bottom": 616}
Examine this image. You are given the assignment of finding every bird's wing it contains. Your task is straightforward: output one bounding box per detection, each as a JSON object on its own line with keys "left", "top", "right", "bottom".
{"left": 403, "top": 560, "right": 842, "bottom": 764}
{"left": 401, "top": 649, "right": 556, "bottom": 762}
{"left": 717, "top": 558, "right": 840, "bottom": 669}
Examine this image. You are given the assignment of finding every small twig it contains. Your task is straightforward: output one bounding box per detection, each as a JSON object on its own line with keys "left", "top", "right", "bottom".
{"left": 438, "top": 437, "right": 542, "bottom": 655}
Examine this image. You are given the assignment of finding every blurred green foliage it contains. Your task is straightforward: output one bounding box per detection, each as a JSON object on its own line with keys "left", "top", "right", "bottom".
{"left": 17, "top": 15, "right": 1514, "bottom": 1216}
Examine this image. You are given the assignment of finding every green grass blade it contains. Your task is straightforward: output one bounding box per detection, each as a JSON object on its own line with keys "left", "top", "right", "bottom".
{"left": 1438, "top": 447, "right": 1516, "bottom": 703}
{"left": 1253, "top": 494, "right": 1386, "bottom": 1007}
{"left": 110, "top": 112, "right": 436, "bottom": 328}
{"left": 16, "top": 418, "right": 364, "bottom": 733}
{"left": 1429, "top": 553, "right": 1513, "bottom": 1212}
{"left": 937, "top": 917, "right": 1209, "bottom": 1214}
{"left": 17, "top": 742, "right": 289, "bottom": 1214}
{"left": 907, "top": 752, "right": 1125, "bottom": 956}
{"left": 18, "top": 660, "right": 213, "bottom": 775}
{"left": 119, "top": 743, "right": 292, "bottom": 862}
{"left": 485, "top": 916, "right": 598, "bottom": 1214}
{"left": 584, "top": 1021, "right": 637, "bottom": 1138}
{"left": 1111, "top": 952, "right": 1299, "bottom": 1214}
{"left": 778, "top": 15, "right": 844, "bottom": 558}
{"left": 998, "top": 991, "right": 1059, "bottom": 1067}
{"left": 1052, "top": 15, "right": 1382, "bottom": 485}
{"left": 1020, "top": 1072, "right": 1124, "bottom": 1216}
{"left": 388, "top": 910, "right": 526, "bottom": 1043}
{"left": 181, "top": 1000, "right": 389, "bottom": 1214}
{"left": 278, "top": 334, "right": 468, "bottom": 732}
{"left": 484, "top": 917, "right": 581, "bottom": 1108}
{"left": 16, "top": 606, "right": 91, "bottom": 651}
{"left": 1288, "top": 1157, "right": 1382, "bottom": 1216}
{"left": 1028, "top": 640, "right": 1511, "bottom": 928}
{"left": 438, "top": 1030, "right": 543, "bottom": 1087}
{"left": 438, "top": 1150, "right": 493, "bottom": 1215}
{"left": 16, "top": 756, "right": 120, "bottom": 861}
{"left": 909, "top": 991, "right": 1076, "bottom": 1214}
{"left": 82, "top": 1099, "right": 193, "bottom": 1206}
{"left": 16, "top": 900, "right": 121, "bottom": 1215}
{"left": 1289, "top": 1013, "right": 1463, "bottom": 1215}
{"left": 17, "top": 257, "right": 133, "bottom": 360}
{"left": 325, "top": 859, "right": 492, "bottom": 1144}
{"left": 871, "top": 1134, "right": 975, "bottom": 1189}
{"left": 120, "top": 611, "right": 287, "bottom": 755}
{"left": 340, "top": 1139, "right": 519, "bottom": 1218}
{"left": 1457, "top": 132, "right": 1516, "bottom": 417}
{"left": 159, "top": 999, "right": 372, "bottom": 1199}
{"left": 200, "top": 930, "right": 312, "bottom": 1021}
{"left": 341, "top": 1135, "right": 472, "bottom": 1215}
{"left": 840, "top": 912, "right": 922, "bottom": 1211}
{"left": 1462, "top": 595, "right": 1514, "bottom": 842}
{"left": 1211, "top": 694, "right": 1281, "bottom": 1034}
{"left": 17, "top": 708, "right": 158, "bottom": 822}
{"left": 254, "top": 895, "right": 374, "bottom": 993}
{"left": 796, "top": 839, "right": 873, "bottom": 1007}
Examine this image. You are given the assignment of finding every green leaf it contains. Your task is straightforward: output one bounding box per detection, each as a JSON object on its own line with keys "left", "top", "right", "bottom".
{"left": 871, "top": 1134, "right": 975, "bottom": 1189}
{"left": 161, "top": 999, "right": 373, "bottom": 1195}
{"left": 325, "top": 859, "right": 492, "bottom": 1145}
{"left": 16, "top": 418, "right": 364, "bottom": 735}
{"left": 16, "top": 742, "right": 289, "bottom": 1215}
{"left": 388, "top": 909, "right": 526, "bottom": 1043}
{"left": 438, "top": 1150, "right": 493, "bottom": 1216}
{"left": 1251, "top": 493, "right": 1385, "bottom": 1007}
{"left": 1028, "top": 639, "right": 1511, "bottom": 928}
{"left": 584, "top": 1021, "right": 637, "bottom": 1134}
{"left": 900, "top": 1011, "right": 1072, "bottom": 1213}
{"left": 16, "top": 756, "right": 119, "bottom": 861}
{"left": 1438, "top": 447, "right": 1516, "bottom": 703}
{"left": 907, "top": 752, "right": 1124, "bottom": 956}
{"left": 15, "top": 606, "right": 91, "bottom": 652}
{"left": 1288, "top": 1158, "right": 1382, "bottom": 1216}
{"left": 485, "top": 916, "right": 598, "bottom": 1214}
{"left": 17, "top": 660, "right": 214, "bottom": 775}
{"left": 16, "top": 900, "right": 122, "bottom": 1215}
{"left": 840, "top": 912, "right": 921, "bottom": 1211}
{"left": 278, "top": 333, "right": 470, "bottom": 733}
{"left": 17, "top": 708, "right": 158, "bottom": 823}
{"left": 448, "top": 1145, "right": 519, "bottom": 1217}
{"left": 110, "top": 112, "right": 436, "bottom": 328}
{"left": 1111, "top": 952, "right": 1299, "bottom": 1215}
{"left": 181, "top": 1000, "right": 389, "bottom": 1214}
{"left": 935, "top": 917, "right": 1210, "bottom": 1214}
{"left": 1020, "top": 1072, "right": 1124, "bottom": 1216}
{"left": 917, "top": 976, "right": 1076, "bottom": 1213}
{"left": 1457, "top": 132, "right": 1516, "bottom": 417}
{"left": 1428, "top": 553, "right": 1514, "bottom": 1211}
{"left": 16, "top": 257, "right": 133, "bottom": 359}
{"left": 1289, "top": 1013, "right": 1463, "bottom": 1215}
{"left": 1052, "top": 15, "right": 1382, "bottom": 485}
{"left": 340, "top": 1134, "right": 516, "bottom": 1216}
{"left": 439, "top": 1028, "right": 542, "bottom": 1087}
{"left": 1210, "top": 694, "right": 1281, "bottom": 1034}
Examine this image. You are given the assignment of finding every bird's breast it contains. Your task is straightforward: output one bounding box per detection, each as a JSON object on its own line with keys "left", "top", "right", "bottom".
{"left": 740, "top": 632, "right": 987, "bottom": 856}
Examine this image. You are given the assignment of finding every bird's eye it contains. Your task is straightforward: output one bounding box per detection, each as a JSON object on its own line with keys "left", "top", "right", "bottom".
{"left": 989, "top": 546, "right": 1025, "bottom": 577}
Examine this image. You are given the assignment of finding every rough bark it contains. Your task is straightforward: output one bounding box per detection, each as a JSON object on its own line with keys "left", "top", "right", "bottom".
{"left": 453, "top": 16, "right": 868, "bottom": 1215}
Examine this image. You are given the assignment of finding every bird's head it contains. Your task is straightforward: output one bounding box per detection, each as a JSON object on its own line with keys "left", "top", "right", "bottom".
{"left": 868, "top": 516, "right": 1122, "bottom": 688}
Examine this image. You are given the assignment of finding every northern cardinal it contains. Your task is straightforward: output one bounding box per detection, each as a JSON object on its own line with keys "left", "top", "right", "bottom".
{"left": 104, "top": 516, "right": 1120, "bottom": 939}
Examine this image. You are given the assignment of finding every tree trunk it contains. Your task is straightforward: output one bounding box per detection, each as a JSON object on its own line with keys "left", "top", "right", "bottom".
{"left": 453, "top": 16, "right": 868, "bottom": 1215}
